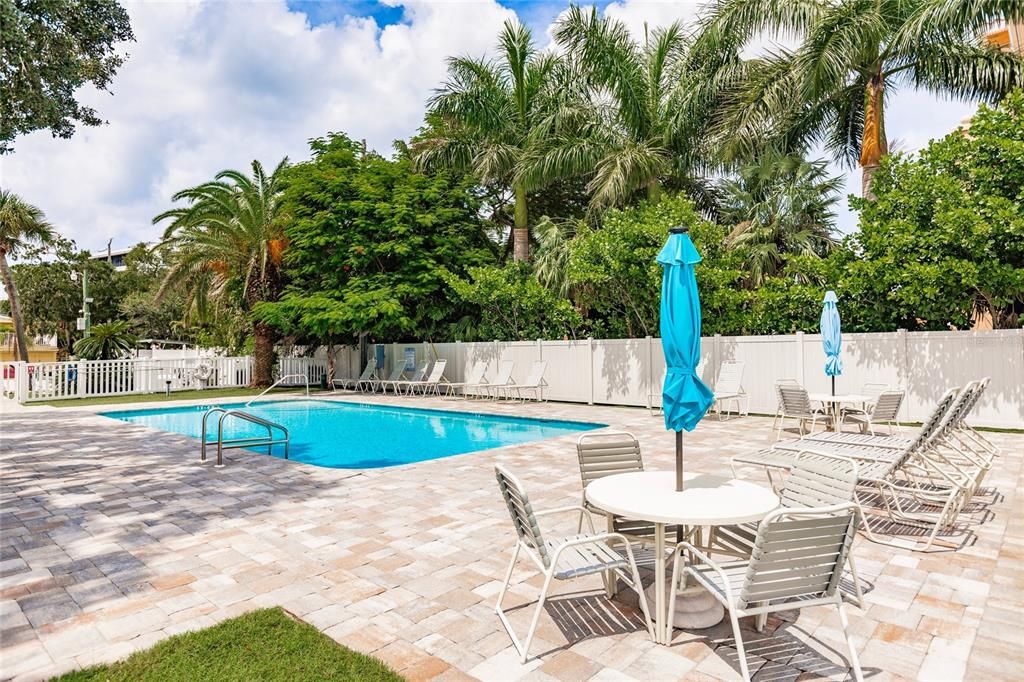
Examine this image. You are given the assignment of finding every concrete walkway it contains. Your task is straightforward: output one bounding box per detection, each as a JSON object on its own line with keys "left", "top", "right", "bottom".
{"left": 1, "top": 394, "right": 1021, "bottom": 681}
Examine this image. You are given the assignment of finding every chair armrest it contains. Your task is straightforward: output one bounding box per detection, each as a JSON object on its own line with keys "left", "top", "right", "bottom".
{"left": 677, "top": 541, "right": 738, "bottom": 605}
{"left": 536, "top": 505, "right": 596, "bottom": 533}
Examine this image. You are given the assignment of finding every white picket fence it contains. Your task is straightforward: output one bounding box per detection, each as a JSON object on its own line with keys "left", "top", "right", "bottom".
{"left": 3, "top": 356, "right": 253, "bottom": 403}
{"left": 288, "top": 329, "right": 1024, "bottom": 429}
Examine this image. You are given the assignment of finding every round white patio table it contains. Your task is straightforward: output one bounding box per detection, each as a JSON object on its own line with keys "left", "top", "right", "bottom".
{"left": 808, "top": 393, "right": 871, "bottom": 431}
{"left": 585, "top": 470, "right": 779, "bottom": 645}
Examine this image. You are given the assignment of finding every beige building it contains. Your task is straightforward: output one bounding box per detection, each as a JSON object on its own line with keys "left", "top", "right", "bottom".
{"left": 0, "top": 314, "right": 59, "bottom": 363}
{"left": 985, "top": 21, "right": 1023, "bottom": 53}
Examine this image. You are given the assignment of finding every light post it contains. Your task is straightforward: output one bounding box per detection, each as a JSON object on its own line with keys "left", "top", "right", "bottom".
{"left": 70, "top": 270, "right": 93, "bottom": 337}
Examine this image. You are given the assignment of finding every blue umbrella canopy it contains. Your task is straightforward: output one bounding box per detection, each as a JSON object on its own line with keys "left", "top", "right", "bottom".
{"left": 658, "top": 228, "right": 714, "bottom": 434}
{"left": 821, "top": 290, "right": 843, "bottom": 386}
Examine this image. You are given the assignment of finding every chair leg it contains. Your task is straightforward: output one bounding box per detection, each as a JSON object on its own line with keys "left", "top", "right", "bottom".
{"left": 521, "top": 570, "right": 555, "bottom": 663}
{"left": 728, "top": 609, "right": 751, "bottom": 681}
{"left": 625, "top": 550, "right": 656, "bottom": 642}
{"left": 755, "top": 606, "right": 768, "bottom": 632}
{"left": 836, "top": 600, "right": 864, "bottom": 682}
{"left": 845, "top": 553, "right": 865, "bottom": 608}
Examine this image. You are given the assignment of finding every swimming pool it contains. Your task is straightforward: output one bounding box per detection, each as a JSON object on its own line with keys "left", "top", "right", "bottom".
{"left": 100, "top": 399, "right": 604, "bottom": 469}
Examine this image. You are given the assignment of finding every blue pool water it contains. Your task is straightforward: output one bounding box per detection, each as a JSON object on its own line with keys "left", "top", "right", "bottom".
{"left": 100, "top": 399, "right": 603, "bottom": 469}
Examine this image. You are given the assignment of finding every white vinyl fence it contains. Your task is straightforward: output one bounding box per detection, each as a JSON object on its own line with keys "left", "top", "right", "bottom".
{"left": 3, "top": 356, "right": 253, "bottom": 403}
{"left": 289, "top": 329, "right": 1024, "bottom": 429}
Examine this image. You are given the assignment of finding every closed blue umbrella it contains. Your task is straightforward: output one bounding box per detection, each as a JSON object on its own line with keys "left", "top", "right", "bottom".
{"left": 821, "top": 290, "right": 842, "bottom": 395}
{"left": 658, "top": 226, "right": 714, "bottom": 491}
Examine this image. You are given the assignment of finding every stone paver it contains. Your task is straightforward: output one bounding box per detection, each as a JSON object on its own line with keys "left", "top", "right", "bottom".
{"left": 1, "top": 393, "right": 1021, "bottom": 681}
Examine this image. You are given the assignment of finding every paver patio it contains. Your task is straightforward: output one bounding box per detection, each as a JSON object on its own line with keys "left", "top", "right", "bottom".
{"left": 1, "top": 394, "right": 1021, "bottom": 681}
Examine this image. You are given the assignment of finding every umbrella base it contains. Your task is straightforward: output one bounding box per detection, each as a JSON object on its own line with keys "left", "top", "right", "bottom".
{"left": 645, "top": 582, "right": 725, "bottom": 629}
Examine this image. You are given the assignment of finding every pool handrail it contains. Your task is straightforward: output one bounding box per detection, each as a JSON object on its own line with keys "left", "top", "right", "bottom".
{"left": 201, "top": 407, "right": 290, "bottom": 467}
{"left": 245, "top": 373, "right": 310, "bottom": 407}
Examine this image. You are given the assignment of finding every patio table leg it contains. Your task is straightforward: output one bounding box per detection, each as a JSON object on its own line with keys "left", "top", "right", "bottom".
{"left": 604, "top": 514, "right": 616, "bottom": 598}
{"left": 654, "top": 522, "right": 666, "bottom": 644}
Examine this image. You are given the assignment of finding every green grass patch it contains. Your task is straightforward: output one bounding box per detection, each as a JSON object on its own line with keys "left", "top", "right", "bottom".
{"left": 29, "top": 387, "right": 315, "bottom": 408}
{"left": 51, "top": 607, "right": 401, "bottom": 682}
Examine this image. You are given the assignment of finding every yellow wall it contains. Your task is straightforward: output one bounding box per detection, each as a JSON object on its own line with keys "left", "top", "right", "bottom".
{"left": 0, "top": 348, "right": 59, "bottom": 363}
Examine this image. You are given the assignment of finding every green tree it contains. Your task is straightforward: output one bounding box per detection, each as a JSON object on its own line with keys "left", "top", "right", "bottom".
{"left": 704, "top": 0, "right": 1024, "bottom": 196}
{"left": 0, "top": 189, "right": 54, "bottom": 361}
{"left": 415, "top": 20, "right": 563, "bottom": 262}
{"left": 72, "top": 321, "right": 136, "bottom": 360}
{"left": 1, "top": 0, "right": 134, "bottom": 153}
{"left": 155, "top": 159, "right": 289, "bottom": 386}
{"left": 847, "top": 90, "right": 1024, "bottom": 329}
{"left": 524, "top": 7, "right": 720, "bottom": 212}
{"left": 446, "top": 263, "right": 584, "bottom": 341}
{"left": 720, "top": 153, "right": 840, "bottom": 286}
{"left": 566, "top": 195, "right": 748, "bottom": 337}
{"left": 257, "top": 133, "right": 493, "bottom": 348}
{"left": 9, "top": 238, "right": 122, "bottom": 354}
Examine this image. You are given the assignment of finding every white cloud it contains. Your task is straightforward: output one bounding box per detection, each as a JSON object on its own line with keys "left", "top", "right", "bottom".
{"left": 2, "top": 0, "right": 513, "bottom": 252}
{"left": 0, "top": 0, "right": 981, "bottom": 249}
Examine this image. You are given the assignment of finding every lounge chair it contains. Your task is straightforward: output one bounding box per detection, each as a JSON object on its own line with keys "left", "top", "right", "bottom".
{"left": 334, "top": 359, "right": 376, "bottom": 391}
{"left": 484, "top": 361, "right": 515, "bottom": 400}
{"left": 770, "top": 378, "right": 800, "bottom": 431}
{"left": 381, "top": 361, "right": 427, "bottom": 394}
{"left": 710, "top": 361, "right": 747, "bottom": 419}
{"left": 842, "top": 389, "right": 904, "bottom": 434}
{"left": 736, "top": 388, "right": 987, "bottom": 551}
{"left": 494, "top": 465, "right": 654, "bottom": 663}
{"left": 445, "top": 363, "right": 488, "bottom": 399}
{"left": 369, "top": 364, "right": 407, "bottom": 394}
{"left": 670, "top": 503, "right": 863, "bottom": 682}
{"left": 396, "top": 359, "right": 448, "bottom": 396}
{"left": 510, "top": 360, "right": 548, "bottom": 401}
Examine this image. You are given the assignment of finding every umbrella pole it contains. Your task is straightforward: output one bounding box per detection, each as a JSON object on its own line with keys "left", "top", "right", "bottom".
{"left": 831, "top": 375, "right": 835, "bottom": 396}
{"left": 675, "top": 430, "right": 683, "bottom": 492}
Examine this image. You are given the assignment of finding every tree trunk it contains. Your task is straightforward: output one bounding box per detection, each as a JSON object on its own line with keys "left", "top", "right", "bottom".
{"left": 0, "top": 248, "right": 30, "bottom": 363}
{"left": 646, "top": 178, "right": 662, "bottom": 202}
{"left": 512, "top": 184, "right": 530, "bottom": 262}
{"left": 251, "top": 321, "right": 276, "bottom": 387}
{"left": 859, "top": 75, "right": 888, "bottom": 201}
{"left": 326, "top": 343, "right": 336, "bottom": 385}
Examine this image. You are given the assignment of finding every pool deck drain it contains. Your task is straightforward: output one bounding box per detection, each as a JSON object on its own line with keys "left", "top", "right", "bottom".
{"left": 1, "top": 394, "right": 1022, "bottom": 681}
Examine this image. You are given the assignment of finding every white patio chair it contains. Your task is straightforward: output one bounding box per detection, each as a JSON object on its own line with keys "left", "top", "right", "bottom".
{"left": 775, "top": 384, "right": 830, "bottom": 439}
{"left": 494, "top": 465, "right": 655, "bottom": 663}
{"left": 711, "top": 451, "right": 864, "bottom": 607}
{"left": 770, "top": 378, "right": 800, "bottom": 431}
{"left": 335, "top": 359, "right": 376, "bottom": 391}
{"left": 446, "top": 363, "right": 488, "bottom": 399}
{"left": 647, "top": 370, "right": 666, "bottom": 415}
{"left": 669, "top": 503, "right": 863, "bottom": 682}
{"left": 576, "top": 432, "right": 682, "bottom": 549}
{"left": 511, "top": 360, "right": 548, "bottom": 401}
{"left": 842, "top": 390, "right": 904, "bottom": 434}
{"left": 712, "top": 361, "right": 748, "bottom": 420}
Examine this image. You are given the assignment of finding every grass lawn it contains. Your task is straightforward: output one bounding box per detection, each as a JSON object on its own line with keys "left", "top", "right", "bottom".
{"left": 52, "top": 608, "right": 402, "bottom": 682}
{"left": 30, "top": 386, "right": 315, "bottom": 408}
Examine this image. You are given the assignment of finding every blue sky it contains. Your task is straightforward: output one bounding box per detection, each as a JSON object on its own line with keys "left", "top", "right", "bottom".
{"left": 2, "top": 0, "right": 975, "bottom": 253}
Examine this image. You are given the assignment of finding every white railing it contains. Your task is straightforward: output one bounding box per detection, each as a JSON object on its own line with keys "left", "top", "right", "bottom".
{"left": 289, "top": 329, "right": 1024, "bottom": 429}
{"left": 5, "top": 356, "right": 253, "bottom": 403}
{"left": 278, "top": 356, "right": 328, "bottom": 386}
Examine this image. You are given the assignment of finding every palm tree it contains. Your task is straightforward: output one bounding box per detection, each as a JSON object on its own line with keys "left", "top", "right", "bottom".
{"left": 517, "top": 7, "right": 726, "bottom": 213}
{"left": 72, "top": 321, "right": 136, "bottom": 360}
{"left": 720, "top": 153, "right": 840, "bottom": 286}
{"left": 0, "top": 190, "right": 54, "bottom": 362}
{"left": 154, "top": 159, "right": 288, "bottom": 386}
{"left": 702, "top": 0, "right": 1024, "bottom": 197}
{"left": 415, "top": 20, "right": 562, "bottom": 262}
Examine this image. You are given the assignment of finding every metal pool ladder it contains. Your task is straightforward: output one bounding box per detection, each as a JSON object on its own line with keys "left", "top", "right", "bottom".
{"left": 201, "top": 407, "right": 290, "bottom": 467}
